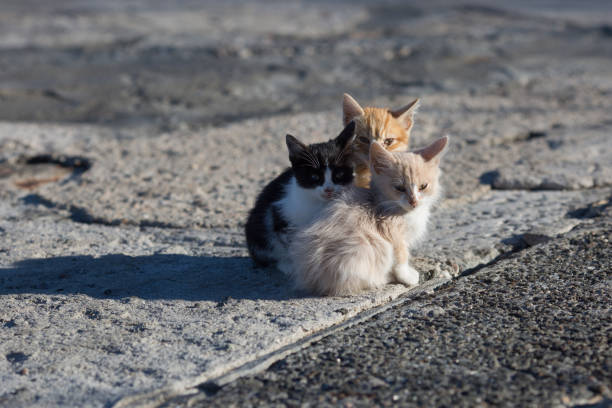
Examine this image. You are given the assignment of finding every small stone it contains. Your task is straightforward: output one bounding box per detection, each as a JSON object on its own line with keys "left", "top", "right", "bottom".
{"left": 368, "top": 376, "right": 388, "bottom": 388}
{"left": 521, "top": 233, "right": 552, "bottom": 247}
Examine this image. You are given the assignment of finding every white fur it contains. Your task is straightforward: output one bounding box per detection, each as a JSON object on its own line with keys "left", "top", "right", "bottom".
{"left": 288, "top": 192, "right": 396, "bottom": 296}
{"left": 289, "top": 191, "right": 432, "bottom": 295}
{"left": 317, "top": 168, "right": 343, "bottom": 200}
{"left": 393, "top": 262, "right": 419, "bottom": 286}
{"left": 288, "top": 138, "right": 447, "bottom": 296}
{"left": 277, "top": 175, "right": 328, "bottom": 229}
{"left": 262, "top": 171, "right": 345, "bottom": 271}
{"left": 402, "top": 194, "right": 436, "bottom": 247}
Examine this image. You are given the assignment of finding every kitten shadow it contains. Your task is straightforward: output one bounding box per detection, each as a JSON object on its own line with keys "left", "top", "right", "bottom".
{"left": 0, "top": 254, "right": 295, "bottom": 302}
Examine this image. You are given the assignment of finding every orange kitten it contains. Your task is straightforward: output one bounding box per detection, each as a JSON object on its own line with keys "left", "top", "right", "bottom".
{"left": 342, "top": 93, "right": 419, "bottom": 188}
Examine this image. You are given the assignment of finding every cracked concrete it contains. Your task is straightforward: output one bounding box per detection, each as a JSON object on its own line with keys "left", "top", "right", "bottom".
{"left": 177, "top": 209, "right": 612, "bottom": 408}
{"left": 1, "top": 1, "right": 611, "bottom": 407}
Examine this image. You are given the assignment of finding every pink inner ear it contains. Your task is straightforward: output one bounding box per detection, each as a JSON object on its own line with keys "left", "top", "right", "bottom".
{"left": 416, "top": 136, "right": 448, "bottom": 162}
{"left": 371, "top": 159, "right": 387, "bottom": 174}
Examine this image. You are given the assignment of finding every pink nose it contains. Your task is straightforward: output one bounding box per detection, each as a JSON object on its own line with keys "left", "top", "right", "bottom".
{"left": 324, "top": 188, "right": 334, "bottom": 193}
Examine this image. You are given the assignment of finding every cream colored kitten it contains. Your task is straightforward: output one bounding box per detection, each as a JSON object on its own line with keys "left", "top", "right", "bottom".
{"left": 288, "top": 136, "right": 449, "bottom": 296}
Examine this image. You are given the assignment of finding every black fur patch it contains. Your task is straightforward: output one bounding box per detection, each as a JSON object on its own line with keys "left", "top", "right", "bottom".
{"left": 286, "top": 121, "right": 356, "bottom": 189}
{"left": 245, "top": 169, "right": 293, "bottom": 266}
{"left": 271, "top": 205, "right": 288, "bottom": 233}
{"left": 245, "top": 122, "right": 356, "bottom": 267}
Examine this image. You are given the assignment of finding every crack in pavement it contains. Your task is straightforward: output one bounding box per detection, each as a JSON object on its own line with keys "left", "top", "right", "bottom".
{"left": 152, "top": 200, "right": 611, "bottom": 407}
{"left": 114, "top": 194, "right": 609, "bottom": 407}
{"left": 112, "top": 278, "right": 452, "bottom": 408}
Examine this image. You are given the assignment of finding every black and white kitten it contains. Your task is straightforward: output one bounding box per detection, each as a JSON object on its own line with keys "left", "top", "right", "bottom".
{"left": 245, "top": 121, "right": 356, "bottom": 271}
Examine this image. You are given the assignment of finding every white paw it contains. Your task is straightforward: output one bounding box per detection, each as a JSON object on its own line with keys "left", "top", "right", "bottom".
{"left": 394, "top": 262, "right": 419, "bottom": 286}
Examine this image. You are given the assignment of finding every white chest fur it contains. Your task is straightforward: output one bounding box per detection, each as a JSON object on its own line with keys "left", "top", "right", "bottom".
{"left": 276, "top": 177, "right": 326, "bottom": 229}
{"left": 403, "top": 200, "right": 432, "bottom": 247}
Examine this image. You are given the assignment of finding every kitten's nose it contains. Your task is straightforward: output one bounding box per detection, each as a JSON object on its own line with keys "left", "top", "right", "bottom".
{"left": 324, "top": 187, "right": 334, "bottom": 193}
{"left": 407, "top": 192, "right": 418, "bottom": 208}
{"left": 408, "top": 185, "right": 419, "bottom": 207}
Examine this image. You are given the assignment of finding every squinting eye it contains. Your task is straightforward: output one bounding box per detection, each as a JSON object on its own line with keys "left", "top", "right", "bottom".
{"left": 394, "top": 185, "right": 406, "bottom": 192}
{"left": 335, "top": 170, "right": 344, "bottom": 178}
{"left": 358, "top": 136, "right": 370, "bottom": 144}
{"left": 383, "top": 138, "right": 394, "bottom": 147}
{"left": 419, "top": 183, "right": 428, "bottom": 190}
{"left": 311, "top": 174, "right": 320, "bottom": 181}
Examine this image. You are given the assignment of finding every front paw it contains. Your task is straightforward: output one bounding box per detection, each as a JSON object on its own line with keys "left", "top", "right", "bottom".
{"left": 393, "top": 262, "right": 419, "bottom": 286}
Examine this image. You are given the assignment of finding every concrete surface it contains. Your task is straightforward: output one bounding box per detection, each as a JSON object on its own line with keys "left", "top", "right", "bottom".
{"left": 0, "top": 0, "right": 611, "bottom": 407}
{"left": 175, "top": 206, "right": 612, "bottom": 408}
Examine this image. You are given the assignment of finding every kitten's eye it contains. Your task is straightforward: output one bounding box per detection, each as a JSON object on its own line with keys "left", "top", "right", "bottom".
{"left": 394, "top": 185, "right": 406, "bottom": 192}
{"left": 332, "top": 167, "right": 353, "bottom": 184}
{"left": 358, "top": 136, "right": 370, "bottom": 145}
{"left": 419, "top": 183, "right": 428, "bottom": 191}
{"left": 311, "top": 174, "right": 320, "bottom": 181}
{"left": 383, "top": 138, "right": 394, "bottom": 147}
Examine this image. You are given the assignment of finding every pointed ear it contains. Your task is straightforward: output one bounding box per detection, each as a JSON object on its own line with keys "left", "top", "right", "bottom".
{"left": 286, "top": 134, "right": 308, "bottom": 160}
{"left": 342, "top": 93, "right": 365, "bottom": 126}
{"left": 334, "top": 121, "right": 356, "bottom": 150}
{"left": 389, "top": 98, "right": 419, "bottom": 130}
{"left": 414, "top": 136, "right": 449, "bottom": 164}
{"left": 369, "top": 141, "right": 395, "bottom": 174}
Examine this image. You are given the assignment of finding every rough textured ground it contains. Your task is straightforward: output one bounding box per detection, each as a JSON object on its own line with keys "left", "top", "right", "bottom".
{"left": 0, "top": 1, "right": 611, "bottom": 407}
{"left": 173, "top": 207, "right": 612, "bottom": 408}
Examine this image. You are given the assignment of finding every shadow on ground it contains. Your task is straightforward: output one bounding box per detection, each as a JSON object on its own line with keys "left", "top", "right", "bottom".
{"left": 0, "top": 254, "right": 294, "bottom": 302}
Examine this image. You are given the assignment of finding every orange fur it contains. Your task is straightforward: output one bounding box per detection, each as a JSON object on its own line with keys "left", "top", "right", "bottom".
{"left": 342, "top": 94, "right": 419, "bottom": 188}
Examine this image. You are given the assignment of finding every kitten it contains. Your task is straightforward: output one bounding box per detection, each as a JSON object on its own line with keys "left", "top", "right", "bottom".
{"left": 288, "top": 136, "right": 449, "bottom": 296}
{"left": 342, "top": 93, "right": 419, "bottom": 188}
{"left": 245, "top": 121, "right": 356, "bottom": 270}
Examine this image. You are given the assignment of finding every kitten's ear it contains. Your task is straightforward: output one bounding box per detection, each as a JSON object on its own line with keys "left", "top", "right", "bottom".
{"left": 390, "top": 98, "right": 419, "bottom": 130}
{"left": 342, "top": 93, "right": 365, "bottom": 126}
{"left": 369, "top": 141, "right": 395, "bottom": 174}
{"left": 286, "top": 134, "right": 308, "bottom": 160}
{"left": 414, "top": 136, "right": 449, "bottom": 164}
{"left": 334, "top": 121, "right": 356, "bottom": 150}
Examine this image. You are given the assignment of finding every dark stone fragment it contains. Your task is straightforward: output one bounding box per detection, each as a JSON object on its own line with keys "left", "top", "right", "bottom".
{"left": 527, "top": 131, "right": 547, "bottom": 140}
{"left": 6, "top": 352, "right": 29, "bottom": 364}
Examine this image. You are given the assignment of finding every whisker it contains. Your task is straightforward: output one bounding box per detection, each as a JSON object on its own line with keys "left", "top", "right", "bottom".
{"left": 298, "top": 150, "right": 319, "bottom": 168}
{"left": 335, "top": 146, "right": 352, "bottom": 163}
{"left": 310, "top": 151, "right": 321, "bottom": 168}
